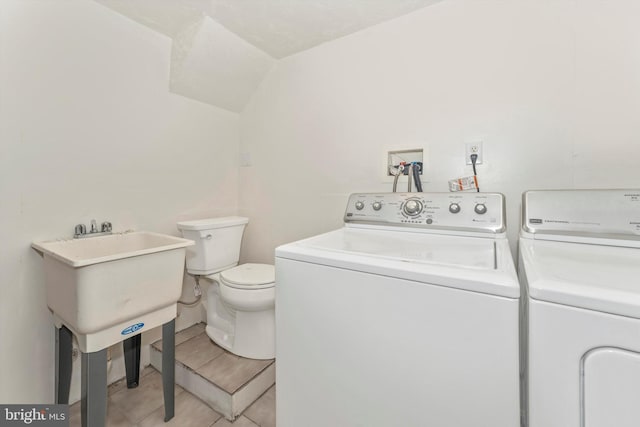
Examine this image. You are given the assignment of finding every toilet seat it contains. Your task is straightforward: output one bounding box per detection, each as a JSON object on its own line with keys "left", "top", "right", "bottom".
{"left": 220, "top": 263, "right": 275, "bottom": 290}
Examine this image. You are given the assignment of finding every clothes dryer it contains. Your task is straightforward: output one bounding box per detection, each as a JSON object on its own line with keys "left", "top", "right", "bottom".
{"left": 520, "top": 189, "right": 640, "bottom": 427}
{"left": 276, "top": 192, "right": 520, "bottom": 427}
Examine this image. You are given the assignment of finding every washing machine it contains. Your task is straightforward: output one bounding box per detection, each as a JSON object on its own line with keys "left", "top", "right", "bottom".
{"left": 519, "top": 189, "right": 640, "bottom": 427}
{"left": 275, "top": 192, "right": 520, "bottom": 427}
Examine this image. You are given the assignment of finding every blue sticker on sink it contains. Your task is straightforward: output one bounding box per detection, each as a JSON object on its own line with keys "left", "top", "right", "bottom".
{"left": 121, "top": 322, "right": 144, "bottom": 335}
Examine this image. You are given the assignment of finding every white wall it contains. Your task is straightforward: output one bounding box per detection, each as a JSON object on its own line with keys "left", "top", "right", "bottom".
{"left": 2, "top": 0, "right": 639, "bottom": 405}
{"left": 0, "top": 0, "right": 239, "bottom": 403}
{"left": 239, "top": 0, "right": 640, "bottom": 262}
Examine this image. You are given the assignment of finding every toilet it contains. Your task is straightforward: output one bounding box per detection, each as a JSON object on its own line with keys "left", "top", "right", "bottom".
{"left": 176, "top": 216, "right": 275, "bottom": 360}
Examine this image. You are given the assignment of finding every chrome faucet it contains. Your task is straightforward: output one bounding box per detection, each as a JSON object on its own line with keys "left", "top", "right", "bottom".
{"left": 74, "top": 224, "right": 87, "bottom": 237}
{"left": 74, "top": 219, "right": 113, "bottom": 239}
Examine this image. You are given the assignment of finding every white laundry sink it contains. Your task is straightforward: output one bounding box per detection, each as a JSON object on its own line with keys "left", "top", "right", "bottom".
{"left": 32, "top": 231, "right": 194, "bottom": 352}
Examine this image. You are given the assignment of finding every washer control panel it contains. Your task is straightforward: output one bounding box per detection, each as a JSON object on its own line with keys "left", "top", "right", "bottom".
{"left": 344, "top": 192, "right": 506, "bottom": 233}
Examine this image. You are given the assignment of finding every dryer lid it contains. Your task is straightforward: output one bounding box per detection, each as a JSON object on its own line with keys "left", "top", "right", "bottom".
{"left": 520, "top": 238, "right": 640, "bottom": 318}
{"left": 220, "top": 263, "right": 275, "bottom": 287}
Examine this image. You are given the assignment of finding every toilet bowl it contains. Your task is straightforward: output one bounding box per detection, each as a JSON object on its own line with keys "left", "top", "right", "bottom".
{"left": 205, "top": 263, "right": 275, "bottom": 359}
{"left": 177, "top": 217, "right": 275, "bottom": 360}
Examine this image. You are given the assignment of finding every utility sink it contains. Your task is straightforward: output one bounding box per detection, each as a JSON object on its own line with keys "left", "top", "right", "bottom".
{"left": 32, "top": 231, "right": 194, "bottom": 352}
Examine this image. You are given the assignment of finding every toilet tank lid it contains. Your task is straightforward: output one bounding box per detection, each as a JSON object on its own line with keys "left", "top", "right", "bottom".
{"left": 177, "top": 216, "right": 249, "bottom": 231}
{"left": 221, "top": 263, "right": 275, "bottom": 286}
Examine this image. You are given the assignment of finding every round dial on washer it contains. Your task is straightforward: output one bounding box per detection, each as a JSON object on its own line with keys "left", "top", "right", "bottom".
{"left": 403, "top": 199, "right": 423, "bottom": 216}
{"left": 474, "top": 203, "right": 487, "bottom": 215}
{"left": 449, "top": 203, "right": 461, "bottom": 214}
{"left": 355, "top": 201, "right": 365, "bottom": 210}
{"left": 372, "top": 202, "right": 382, "bottom": 211}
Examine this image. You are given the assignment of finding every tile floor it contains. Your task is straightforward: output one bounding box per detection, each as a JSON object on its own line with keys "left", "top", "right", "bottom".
{"left": 69, "top": 364, "right": 276, "bottom": 427}
{"left": 152, "top": 324, "right": 274, "bottom": 395}
{"left": 149, "top": 323, "right": 275, "bottom": 420}
{"left": 69, "top": 334, "right": 276, "bottom": 427}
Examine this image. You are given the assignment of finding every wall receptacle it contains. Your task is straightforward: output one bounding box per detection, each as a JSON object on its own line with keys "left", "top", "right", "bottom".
{"left": 465, "top": 142, "right": 483, "bottom": 165}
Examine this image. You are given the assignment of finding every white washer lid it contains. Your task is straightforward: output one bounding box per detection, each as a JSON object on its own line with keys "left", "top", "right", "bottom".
{"left": 276, "top": 227, "right": 519, "bottom": 299}
{"left": 220, "top": 263, "right": 275, "bottom": 289}
{"left": 177, "top": 216, "right": 248, "bottom": 231}
{"left": 520, "top": 238, "right": 640, "bottom": 318}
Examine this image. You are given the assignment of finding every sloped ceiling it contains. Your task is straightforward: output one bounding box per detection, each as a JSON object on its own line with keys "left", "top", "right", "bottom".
{"left": 95, "top": 0, "right": 443, "bottom": 111}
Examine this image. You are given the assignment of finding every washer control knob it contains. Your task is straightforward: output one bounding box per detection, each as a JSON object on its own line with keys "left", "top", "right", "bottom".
{"left": 355, "top": 201, "right": 365, "bottom": 210}
{"left": 403, "top": 199, "right": 423, "bottom": 216}
{"left": 449, "top": 203, "right": 461, "bottom": 214}
{"left": 474, "top": 203, "right": 487, "bottom": 215}
{"left": 372, "top": 202, "right": 382, "bottom": 211}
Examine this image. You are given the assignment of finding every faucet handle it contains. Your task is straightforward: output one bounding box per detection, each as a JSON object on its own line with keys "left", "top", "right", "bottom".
{"left": 101, "top": 222, "right": 112, "bottom": 232}
{"left": 74, "top": 224, "right": 87, "bottom": 238}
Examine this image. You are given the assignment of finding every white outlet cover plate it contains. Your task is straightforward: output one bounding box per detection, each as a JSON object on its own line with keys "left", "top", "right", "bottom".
{"left": 465, "top": 142, "right": 483, "bottom": 165}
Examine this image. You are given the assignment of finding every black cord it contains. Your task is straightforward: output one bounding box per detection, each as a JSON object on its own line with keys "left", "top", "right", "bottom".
{"left": 470, "top": 154, "right": 479, "bottom": 192}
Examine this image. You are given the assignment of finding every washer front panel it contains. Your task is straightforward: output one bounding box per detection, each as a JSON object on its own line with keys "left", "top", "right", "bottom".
{"left": 276, "top": 257, "right": 520, "bottom": 427}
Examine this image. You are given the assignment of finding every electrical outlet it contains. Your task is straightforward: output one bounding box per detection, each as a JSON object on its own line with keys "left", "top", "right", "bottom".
{"left": 465, "top": 142, "right": 483, "bottom": 165}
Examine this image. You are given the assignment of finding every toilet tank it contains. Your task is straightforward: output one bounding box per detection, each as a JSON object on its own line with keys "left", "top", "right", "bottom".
{"left": 176, "top": 216, "right": 249, "bottom": 275}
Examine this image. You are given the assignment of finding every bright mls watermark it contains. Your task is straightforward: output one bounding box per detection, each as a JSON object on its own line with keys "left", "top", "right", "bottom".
{"left": 0, "top": 405, "right": 68, "bottom": 426}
